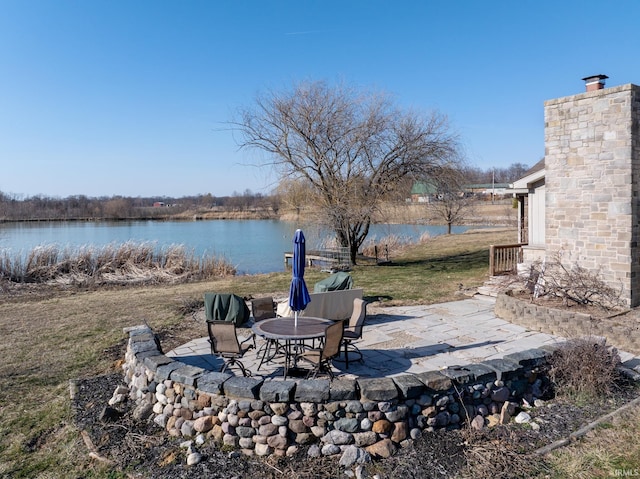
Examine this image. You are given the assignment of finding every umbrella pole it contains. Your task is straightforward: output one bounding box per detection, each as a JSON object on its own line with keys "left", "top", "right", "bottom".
{"left": 294, "top": 311, "right": 298, "bottom": 327}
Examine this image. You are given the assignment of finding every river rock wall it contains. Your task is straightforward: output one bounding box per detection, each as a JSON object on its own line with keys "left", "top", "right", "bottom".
{"left": 119, "top": 324, "right": 553, "bottom": 462}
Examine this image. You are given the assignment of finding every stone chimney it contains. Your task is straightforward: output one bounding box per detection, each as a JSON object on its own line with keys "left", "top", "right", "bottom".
{"left": 582, "top": 74, "right": 608, "bottom": 92}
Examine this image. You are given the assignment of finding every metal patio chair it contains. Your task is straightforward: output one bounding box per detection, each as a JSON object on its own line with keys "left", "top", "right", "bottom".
{"left": 207, "top": 320, "right": 254, "bottom": 377}
{"left": 295, "top": 320, "right": 344, "bottom": 380}
{"left": 250, "top": 296, "right": 284, "bottom": 369}
{"left": 340, "top": 298, "right": 368, "bottom": 369}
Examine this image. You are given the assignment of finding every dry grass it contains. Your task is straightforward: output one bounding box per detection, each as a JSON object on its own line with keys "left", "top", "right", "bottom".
{"left": 360, "top": 233, "right": 419, "bottom": 258}
{"left": 371, "top": 199, "right": 517, "bottom": 226}
{"left": 0, "top": 242, "right": 236, "bottom": 286}
{"left": 356, "top": 227, "right": 517, "bottom": 305}
{"left": 462, "top": 429, "right": 550, "bottom": 479}
{"left": 543, "top": 403, "right": 640, "bottom": 478}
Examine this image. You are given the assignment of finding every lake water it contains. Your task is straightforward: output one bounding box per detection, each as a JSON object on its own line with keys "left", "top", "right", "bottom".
{"left": 0, "top": 220, "right": 472, "bottom": 275}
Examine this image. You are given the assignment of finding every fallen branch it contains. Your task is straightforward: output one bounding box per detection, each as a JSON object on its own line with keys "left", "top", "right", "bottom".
{"left": 81, "top": 429, "right": 116, "bottom": 465}
{"left": 534, "top": 394, "right": 640, "bottom": 455}
{"left": 80, "top": 430, "right": 97, "bottom": 452}
{"left": 88, "top": 451, "right": 115, "bottom": 465}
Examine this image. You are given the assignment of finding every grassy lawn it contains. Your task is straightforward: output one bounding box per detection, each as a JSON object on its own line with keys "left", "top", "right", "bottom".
{"left": 0, "top": 226, "right": 637, "bottom": 478}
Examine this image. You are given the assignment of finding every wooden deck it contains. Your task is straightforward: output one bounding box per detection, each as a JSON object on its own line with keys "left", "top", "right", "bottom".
{"left": 284, "top": 250, "right": 345, "bottom": 267}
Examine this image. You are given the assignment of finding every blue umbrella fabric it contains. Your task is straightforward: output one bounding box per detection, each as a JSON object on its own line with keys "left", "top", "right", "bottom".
{"left": 289, "top": 229, "right": 311, "bottom": 326}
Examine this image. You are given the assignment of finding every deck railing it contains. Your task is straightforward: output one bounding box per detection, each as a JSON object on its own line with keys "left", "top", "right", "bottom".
{"left": 284, "top": 247, "right": 351, "bottom": 269}
{"left": 489, "top": 243, "right": 526, "bottom": 276}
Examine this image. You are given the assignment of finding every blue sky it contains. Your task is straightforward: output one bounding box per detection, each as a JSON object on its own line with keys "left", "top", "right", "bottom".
{"left": 1, "top": 0, "right": 638, "bottom": 199}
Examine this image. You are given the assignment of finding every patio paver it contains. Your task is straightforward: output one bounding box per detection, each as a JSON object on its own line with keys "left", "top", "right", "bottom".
{"left": 165, "top": 295, "right": 631, "bottom": 380}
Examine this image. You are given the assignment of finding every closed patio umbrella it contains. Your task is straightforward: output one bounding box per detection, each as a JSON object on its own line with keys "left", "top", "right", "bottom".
{"left": 289, "top": 229, "right": 311, "bottom": 327}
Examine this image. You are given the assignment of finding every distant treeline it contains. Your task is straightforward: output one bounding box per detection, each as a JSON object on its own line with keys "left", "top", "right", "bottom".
{"left": 0, "top": 190, "right": 281, "bottom": 221}
{"left": 460, "top": 163, "right": 531, "bottom": 185}
{"left": 0, "top": 163, "right": 532, "bottom": 222}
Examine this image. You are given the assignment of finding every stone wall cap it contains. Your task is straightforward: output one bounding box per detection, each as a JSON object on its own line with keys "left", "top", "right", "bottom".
{"left": 538, "top": 343, "right": 564, "bottom": 355}
{"left": 124, "top": 325, "right": 151, "bottom": 335}
{"left": 197, "top": 371, "right": 233, "bottom": 394}
{"left": 129, "top": 331, "right": 155, "bottom": 342}
{"left": 414, "top": 370, "right": 453, "bottom": 392}
{"left": 259, "top": 380, "right": 296, "bottom": 402}
{"left": 440, "top": 365, "right": 475, "bottom": 384}
{"left": 503, "top": 348, "right": 549, "bottom": 367}
{"left": 481, "top": 358, "right": 524, "bottom": 380}
{"left": 134, "top": 349, "right": 163, "bottom": 361}
{"left": 392, "top": 374, "right": 425, "bottom": 399}
{"left": 155, "top": 361, "right": 183, "bottom": 381}
{"left": 357, "top": 377, "right": 398, "bottom": 402}
{"left": 142, "top": 354, "right": 174, "bottom": 372}
{"left": 223, "top": 376, "right": 264, "bottom": 399}
{"left": 622, "top": 357, "right": 640, "bottom": 373}
{"left": 294, "top": 379, "right": 330, "bottom": 403}
{"left": 170, "top": 364, "right": 206, "bottom": 386}
{"left": 129, "top": 338, "right": 159, "bottom": 355}
{"left": 329, "top": 378, "right": 359, "bottom": 401}
{"left": 459, "top": 363, "right": 497, "bottom": 384}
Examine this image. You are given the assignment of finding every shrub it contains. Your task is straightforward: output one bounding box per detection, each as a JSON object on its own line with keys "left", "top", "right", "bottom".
{"left": 548, "top": 337, "right": 621, "bottom": 400}
{"left": 524, "top": 249, "right": 625, "bottom": 312}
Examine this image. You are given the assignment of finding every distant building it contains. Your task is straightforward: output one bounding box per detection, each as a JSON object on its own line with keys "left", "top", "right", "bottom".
{"left": 153, "top": 202, "right": 166, "bottom": 207}
{"left": 409, "top": 181, "right": 509, "bottom": 203}
{"left": 463, "top": 183, "right": 510, "bottom": 197}
{"left": 409, "top": 182, "right": 438, "bottom": 203}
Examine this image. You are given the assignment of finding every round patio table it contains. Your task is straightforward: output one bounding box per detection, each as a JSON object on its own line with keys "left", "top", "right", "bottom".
{"left": 252, "top": 316, "right": 335, "bottom": 376}
{"left": 252, "top": 316, "right": 334, "bottom": 340}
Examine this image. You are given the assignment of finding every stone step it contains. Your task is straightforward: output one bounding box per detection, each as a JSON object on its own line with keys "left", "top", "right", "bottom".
{"left": 477, "top": 275, "right": 522, "bottom": 298}
{"left": 476, "top": 285, "right": 499, "bottom": 297}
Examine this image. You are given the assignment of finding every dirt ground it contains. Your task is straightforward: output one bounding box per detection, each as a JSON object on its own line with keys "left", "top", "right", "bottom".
{"left": 72, "top": 316, "right": 640, "bottom": 479}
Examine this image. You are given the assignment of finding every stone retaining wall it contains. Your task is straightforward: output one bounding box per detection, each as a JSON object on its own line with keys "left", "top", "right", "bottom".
{"left": 119, "top": 324, "right": 553, "bottom": 462}
{"left": 495, "top": 291, "right": 640, "bottom": 354}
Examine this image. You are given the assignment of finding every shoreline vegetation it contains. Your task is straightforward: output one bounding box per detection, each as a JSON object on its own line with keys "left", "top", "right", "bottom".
{"left": 0, "top": 242, "right": 237, "bottom": 287}
{"left": 0, "top": 232, "right": 433, "bottom": 288}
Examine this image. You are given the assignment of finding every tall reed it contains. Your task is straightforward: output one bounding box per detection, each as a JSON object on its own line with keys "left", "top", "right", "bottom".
{"left": 360, "top": 234, "right": 418, "bottom": 257}
{"left": 0, "top": 242, "right": 236, "bottom": 286}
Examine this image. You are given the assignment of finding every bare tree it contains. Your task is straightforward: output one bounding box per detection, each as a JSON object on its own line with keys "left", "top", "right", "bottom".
{"left": 425, "top": 169, "right": 475, "bottom": 234}
{"left": 275, "top": 179, "right": 313, "bottom": 216}
{"left": 233, "top": 80, "right": 460, "bottom": 263}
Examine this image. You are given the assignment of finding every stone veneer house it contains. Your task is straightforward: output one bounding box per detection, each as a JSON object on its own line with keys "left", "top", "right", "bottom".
{"left": 510, "top": 75, "right": 640, "bottom": 307}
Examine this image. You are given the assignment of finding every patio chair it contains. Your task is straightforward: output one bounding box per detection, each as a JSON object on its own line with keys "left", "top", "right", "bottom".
{"left": 207, "top": 320, "right": 254, "bottom": 376}
{"left": 251, "top": 297, "right": 277, "bottom": 321}
{"left": 250, "top": 296, "right": 283, "bottom": 369}
{"left": 295, "top": 320, "right": 344, "bottom": 379}
{"left": 339, "top": 298, "right": 368, "bottom": 369}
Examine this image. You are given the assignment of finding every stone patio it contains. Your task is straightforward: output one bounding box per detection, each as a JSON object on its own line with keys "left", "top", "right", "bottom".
{"left": 166, "top": 295, "right": 639, "bottom": 380}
